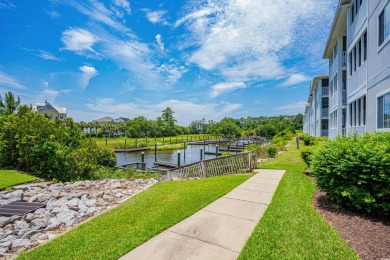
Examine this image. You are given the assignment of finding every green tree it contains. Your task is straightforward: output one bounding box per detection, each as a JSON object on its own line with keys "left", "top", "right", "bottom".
{"left": 0, "top": 91, "right": 21, "bottom": 115}
{"left": 161, "top": 107, "right": 177, "bottom": 136}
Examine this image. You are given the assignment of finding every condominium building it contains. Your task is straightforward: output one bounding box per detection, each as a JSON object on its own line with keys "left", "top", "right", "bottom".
{"left": 303, "top": 74, "right": 330, "bottom": 137}
{"left": 304, "top": 0, "right": 390, "bottom": 138}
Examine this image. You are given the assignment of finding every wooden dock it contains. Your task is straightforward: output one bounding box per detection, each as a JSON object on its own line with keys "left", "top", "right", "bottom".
{"left": 153, "top": 161, "right": 177, "bottom": 169}
{"left": 114, "top": 147, "right": 150, "bottom": 153}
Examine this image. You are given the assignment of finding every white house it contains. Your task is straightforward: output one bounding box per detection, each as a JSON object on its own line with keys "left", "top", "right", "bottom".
{"left": 33, "top": 101, "right": 67, "bottom": 120}
{"left": 303, "top": 74, "right": 330, "bottom": 137}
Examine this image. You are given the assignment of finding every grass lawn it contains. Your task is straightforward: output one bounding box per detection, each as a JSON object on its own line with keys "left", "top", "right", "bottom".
{"left": 0, "top": 170, "right": 37, "bottom": 190}
{"left": 94, "top": 134, "right": 219, "bottom": 149}
{"left": 20, "top": 174, "right": 251, "bottom": 260}
{"left": 239, "top": 143, "right": 358, "bottom": 259}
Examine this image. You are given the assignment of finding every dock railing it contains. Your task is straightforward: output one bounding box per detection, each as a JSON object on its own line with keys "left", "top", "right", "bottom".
{"left": 166, "top": 152, "right": 257, "bottom": 180}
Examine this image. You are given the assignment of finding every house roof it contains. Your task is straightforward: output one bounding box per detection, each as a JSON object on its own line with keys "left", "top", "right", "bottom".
{"left": 33, "top": 101, "right": 67, "bottom": 115}
{"left": 323, "top": 0, "right": 350, "bottom": 58}
{"left": 95, "top": 116, "right": 114, "bottom": 123}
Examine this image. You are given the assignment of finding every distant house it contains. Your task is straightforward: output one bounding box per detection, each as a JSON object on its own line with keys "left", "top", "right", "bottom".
{"left": 94, "top": 116, "right": 115, "bottom": 125}
{"left": 33, "top": 101, "right": 67, "bottom": 120}
{"left": 94, "top": 116, "right": 130, "bottom": 125}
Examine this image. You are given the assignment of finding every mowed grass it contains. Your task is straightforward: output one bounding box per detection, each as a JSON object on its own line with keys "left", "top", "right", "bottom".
{"left": 94, "top": 134, "right": 217, "bottom": 149}
{"left": 239, "top": 143, "right": 357, "bottom": 259}
{"left": 20, "top": 174, "right": 251, "bottom": 260}
{"left": 0, "top": 170, "right": 37, "bottom": 190}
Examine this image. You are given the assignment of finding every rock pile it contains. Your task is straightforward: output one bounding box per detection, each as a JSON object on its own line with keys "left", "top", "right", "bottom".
{"left": 0, "top": 178, "right": 157, "bottom": 258}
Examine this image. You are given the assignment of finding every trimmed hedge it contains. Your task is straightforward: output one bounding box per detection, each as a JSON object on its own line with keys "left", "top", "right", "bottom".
{"left": 312, "top": 132, "right": 390, "bottom": 216}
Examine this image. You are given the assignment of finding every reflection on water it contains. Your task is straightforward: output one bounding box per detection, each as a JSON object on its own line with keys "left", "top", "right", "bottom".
{"left": 116, "top": 143, "right": 233, "bottom": 168}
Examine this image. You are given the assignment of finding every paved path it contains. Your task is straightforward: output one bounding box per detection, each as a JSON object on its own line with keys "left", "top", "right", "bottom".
{"left": 120, "top": 169, "right": 285, "bottom": 260}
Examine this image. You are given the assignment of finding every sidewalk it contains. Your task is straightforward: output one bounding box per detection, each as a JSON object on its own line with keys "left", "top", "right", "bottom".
{"left": 120, "top": 169, "right": 285, "bottom": 260}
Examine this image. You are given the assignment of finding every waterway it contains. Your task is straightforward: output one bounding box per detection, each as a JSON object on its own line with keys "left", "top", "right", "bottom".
{"left": 116, "top": 142, "right": 244, "bottom": 168}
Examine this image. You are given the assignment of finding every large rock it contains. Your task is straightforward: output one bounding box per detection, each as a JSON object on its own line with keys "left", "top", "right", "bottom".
{"left": 14, "top": 220, "right": 29, "bottom": 230}
{"left": 0, "top": 217, "right": 10, "bottom": 228}
{"left": 56, "top": 210, "right": 77, "bottom": 225}
{"left": 11, "top": 239, "right": 30, "bottom": 249}
{"left": 3, "top": 190, "right": 24, "bottom": 205}
{"left": 30, "top": 232, "right": 48, "bottom": 242}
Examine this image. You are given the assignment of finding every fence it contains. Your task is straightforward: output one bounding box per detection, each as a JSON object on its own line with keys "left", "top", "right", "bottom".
{"left": 166, "top": 152, "right": 257, "bottom": 180}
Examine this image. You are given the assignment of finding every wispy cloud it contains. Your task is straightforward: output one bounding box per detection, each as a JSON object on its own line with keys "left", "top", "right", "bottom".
{"left": 210, "top": 82, "right": 246, "bottom": 98}
{"left": 61, "top": 0, "right": 132, "bottom": 33}
{"left": 47, "top": 10, "right": 61, "bottom": 19}
{"left": 143, "top": 9, "right": 168, "bottom": 25}
{"left": 276, "top": 101, "right": 306, "bottom": 114}
{"left": 61, "top": 28, "right": 99, "bottom": 56}
{"left": 155, "top": 34, "right": 165, "bottom": 51}
{"left": 177, "top": 0, "right": 334, "bottom": 83}
{"left": 35, "top": 50, "right": 62, "bottom": 61}
{"left": 0, "top": 71, "right": 26, "bottom": 89}
{"left": 79, "top": 65, "right": 98, "bottom": 89}
{"left": 0, "top": 1, "right": 16, "bottom": 9}
{"left": 280, "top": 73, "right": 311, "bottom": 88}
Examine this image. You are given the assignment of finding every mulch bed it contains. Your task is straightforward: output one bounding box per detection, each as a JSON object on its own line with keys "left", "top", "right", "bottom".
{"left": 313, "top": 190, "right": 390, "bottom": 260}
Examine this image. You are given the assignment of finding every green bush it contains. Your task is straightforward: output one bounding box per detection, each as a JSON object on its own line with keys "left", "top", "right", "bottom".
{"left": 300, "top": 146, "right": 318, "bottom": 167}
{"left": 312, "top": 133, "right": 390, "bottom": 216}
{"left": 221, "top": 151, "right": 231, "bottom": 157}
{"left": 0, "top": 111, "right": 117, "bottom": 182}
{"left": 245, "top": 144, "right": 268, "bottom": 158}
{"left": 300, "top": 133, "right": 315, "bottom": 146}
{"left": 266, "top": 146, "right": 277, "bottom": 158}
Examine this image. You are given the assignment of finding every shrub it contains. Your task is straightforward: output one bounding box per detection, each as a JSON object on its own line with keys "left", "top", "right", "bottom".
{"left": 300, "top": 146, "right": 318, "bottom": 167}
{"left": 0, "top": 111, "right": 117, "bottom": 182}
{"left": 312, "top": 133, "right": 390, "bottom": 216}
{"left": 221, "top": 151, "right": 231, "bottom": 157}
{"left": 300, "top": 133, "right": 315, "bottom": 146}
{"left": 245, "top": 144, "right": 268, "bottom": 158}
{"left": 266, "top": 146, "right": 277, "bottom": 158}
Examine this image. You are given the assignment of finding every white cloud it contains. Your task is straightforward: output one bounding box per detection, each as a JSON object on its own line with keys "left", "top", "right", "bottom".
{"left": 41, "top": 90, "right": 60, "bottom": 103}
{"left": 47, "top": 10, "right": 61, "bottom": 19}
{"left": 157, "top": 63, "right": 188, "bottom": 84}
{"left": 144, "top": 9, "right": 168, "bottom": 25}
{"left": 112, "top": 0, "right": 131, "bottom": 15}
{"left": 0, "top": 1, "right": 15, "bottom": 9}
{"left": 276, "top": 101, "right": 306, "bottom": 114}
{"left": 61, "top": 28, "right": 98, "bottom": 55}
{"left": 79, "top": 65, "right": 98, "bottom": 89}
{"left": 63, "top": 0, "right": 131, "bottom": 33}
{"left": 155, "top": 34, "right": 164, "bottom": 51}
{"left": 210, "top": 82, "right": 246, "bottom": 98}
{"left": 0, "top": 71, "right": 26, "bottom": 89}
{"left": 83, "top": 98, "right": 242, "bottom": 125}
{"left": 280, "top": 73, "right": 311, "bottom": 88}
{"left": 177, "top": 0, "right": 334, "bottom": 83}
{"left": 35, "top": 50, "right": 61, "bottom": 61}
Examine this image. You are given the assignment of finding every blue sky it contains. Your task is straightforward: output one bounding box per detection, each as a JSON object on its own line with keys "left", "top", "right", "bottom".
{"left": 0, "top": 0, "right": 337, "bottom": 125}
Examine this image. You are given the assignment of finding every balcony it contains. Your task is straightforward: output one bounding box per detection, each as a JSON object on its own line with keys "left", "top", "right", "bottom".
{"left": 342, "top": 51, "right": 347, "bottom": 67}
{"left": 342, "top": 90, "right": 347, "bottom": 105}
{"left": 321, "top": 108, "right": 329, "bottom": 118}
{"left": 322, "top": 87, "right": 329, "bottom": 96}
{"left": 321, "top": 130, "right": 329, "bottom": 137}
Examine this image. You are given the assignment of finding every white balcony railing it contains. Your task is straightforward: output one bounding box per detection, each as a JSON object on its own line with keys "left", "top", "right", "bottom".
{"left": 322, "top": 87, "right": 329, "bottom": 96}
{"left": 342, "top": 90, "right": 347, "bottom": 105}
{"left": 342, "top": 51, "right": 347, "bottom": 67}
{"left": 321, "top": 108, "right": 329, "bottom": 118}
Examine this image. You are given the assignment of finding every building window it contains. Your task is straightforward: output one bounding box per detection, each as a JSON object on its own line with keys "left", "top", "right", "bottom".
{"left": 379, "top": 2, "right": 390, "bottom": 47}
{"left": 358, "top": 39, "right": 362, "bottom": 67}
{"left": 353, "top": 46, "right": 357, "bottom": 72}
{"left": 351, "top": 3, "right": 355, "bottom": 23}
{"left": 363, "top": 31, "right": 367, "bottom": 61}
{"left": 378, "top": 92, "right": 390, "bottom": 128}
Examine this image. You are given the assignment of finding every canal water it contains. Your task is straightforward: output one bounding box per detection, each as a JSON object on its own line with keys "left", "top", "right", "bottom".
{"left": 116, "top": 143, "right": 234, "bottom": 168}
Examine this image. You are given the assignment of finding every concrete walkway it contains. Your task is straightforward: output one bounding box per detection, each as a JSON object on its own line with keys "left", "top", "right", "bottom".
{"left": 120, "top": 169, "right": 285, "bottom": 260}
